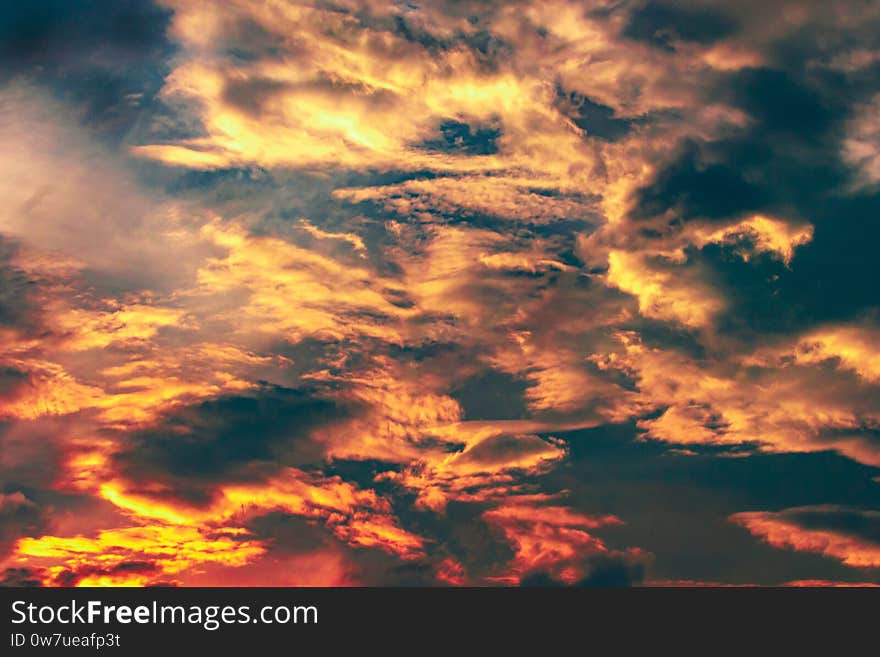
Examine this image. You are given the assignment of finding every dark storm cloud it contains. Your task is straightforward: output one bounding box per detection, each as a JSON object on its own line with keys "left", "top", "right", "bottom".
{"left": 246, "top": 511, "right": 332, "bottom": 553}
{"left": 776, "top": 506, "right": 880, "bottom": 543}
{"left": 5, "top": 0, "right": 880, "bottom": 587}
{"left": 220, "top": 16, "right": 289, "bottom": 63}
{"left": 545, "top": 422, "right": 880, "bottom": 584}
{"left": 755, "top": 192, "right": 880, "bottom": 327}
{"left": 52, "top": 560, "right": 160, "bottom": 587}
{"left": 113, "top": 385, "right": 353, "bottom": 497}
{"left": 0, "top": 369, "right": 28, "bottom": 398}
{"left": 0, "top": 238, "right": 38, "bottom": 330}
{"left": 631, "top": 42, "right": 865, "bottom": 222}
{"left": 555, "top": 87, "right": 642, "bottom": 142}
{"left": 632, "top": 139, "right": 772, "bottom": 222}
{"left": 243, "top": 510, "right": 441, "bottom": 585}
{"left": 0, "top": 0, "right": 171, "bottom": 71}
{"left": 622, "top": 1, "right": 738, "bottom": 52}
{"left": 0, "top": 419, "right": 74, "bottom": 492}
{"left": 0, "top": 567, "right": 44, "bottom": 587}
{"left": 520, "top": 553, "right": 647, "bottom": 587}
{"left": 692, "top": 189, "right": 880, "bottom": 337}
{"left": 450, "top": 369, "right": 530, "bottom": 421}
{"left": 419, "top": 120, "right": 502, "bottom": 155}
{"left": 390, "top": 8, "right": 516, "bottom": 72}
{"left": 626, "top": 35, "right": 880, "bottom": 336}
{"left": 0, "top": 0, "right": 174, "bottom": 140}
{"left": 380, "top": 498, "right": 517, "bottom": 581}
{"left": 631, "top": 67, "right": 851, "bottom": 225}
{"left": 221, "top": 77, "right": 292, "bottom": 118}
{"left": 0, "top": 492, "right": 45, "bottom": 560}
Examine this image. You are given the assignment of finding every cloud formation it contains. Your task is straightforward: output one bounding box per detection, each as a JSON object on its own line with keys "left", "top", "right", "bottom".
{"left": 1, "top": 0, "right": 879, "bottom": 586}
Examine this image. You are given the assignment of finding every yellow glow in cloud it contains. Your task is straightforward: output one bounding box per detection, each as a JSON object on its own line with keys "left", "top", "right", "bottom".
{"left": 685, "top": 215, "right": 814, "bottom": 265}
{"left": 54, "top": 304, "right": 190, "bottom": 352}
{"left": 591, "top": 331, "right": 880, "bottom": 466}
{"left": 0, "top": 359, "right": 104, "bottom": 420}
{"left": 17, "top": 525, "right": 265, "bottom": 584}
{"left": 791, "top": 327, "right": 880, "bottom": 382}
{"left": 606, "top": 250, "right": 724, "bottom": 328}
{"left": 195, "top": 221, "right": 407, "bottom": 344}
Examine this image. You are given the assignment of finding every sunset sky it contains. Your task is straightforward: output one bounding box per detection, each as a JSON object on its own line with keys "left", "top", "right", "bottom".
{"left": 1, "top": 0, "right": 880, "bottom": 587}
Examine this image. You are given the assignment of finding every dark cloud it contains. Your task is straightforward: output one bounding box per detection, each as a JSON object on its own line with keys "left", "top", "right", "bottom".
{"left": 390, "top": 500, "right": 517, "bottom": 581}
{"left": 419, "top": 120, "right": 502, "bottom": 155}
{"left": 629, "top": 55, "right": 880, "bottom": 340}
{"left": 221, "top": 17, "right": 288, "bottom": 63}
{"left": 246, "top": 512, "right": 332, "bottom": 553}
{"left": 0, "top": 368, "right": 29, "bottom": 398}
{"left": 520, "top": 553, "right": 647, "bottom": 587}
{"left": 779, "top": 506, "right": 880, "bottom": 543}
{"left": 632, "top": 139, "right": 772, "bottom": 223}
{"left": 0, "top": 492, "right": 44, "bottom": 559}
{"left": 3, "top": 0, "right": 880, "bottom": 588}
{"left": 761, "top": 192, "right": 880, "bottom": 326}
{"left": 0, "top": 0, "right": 170, "bottom": 68}
{"left": 451, "top": 369, "right": 529, "bottom": 421}
{"left": 633, "top": 64, "right": 855, "bottom": 225}
{"left": 52, "top": 560, "right": 160, "bottom": 587}
{"left": 546, "top": 422, "right": 880, "bottom": 585}
{"left": 0, "top": 420, "right": 72, "bottom": 492}
{"left": 0, "top": 567, "right": 44, "bottom": 587}
{"left": 555, "top": 88, "right": 641, "bottom": 142}
{"left": 0, "top": 0, "right": 174, "bottom": 141}
{"left": 622, "top": 1, "right": 738, "bottom": 52}
{"left": 0, "top": 238, "right": 38, "bottom": 330}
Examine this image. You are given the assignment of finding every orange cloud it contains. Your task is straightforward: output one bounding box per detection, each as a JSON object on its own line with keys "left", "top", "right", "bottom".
{"left": 3, "top": 0, "right": 878, "bottom": 590}
{"left": 0, "top": 359, "right": 104, "bottom": 420}
{"left": 380, "top": 431, "right": 567, "bottom": 512}
{"left": 606, "top": 250, "right": 724, "bottom": 329}
{"left": 747, "top": 326, "right": 880, "bottom": 383}
{"left": 194, "top": 221, "right": 408, "bottom": 344}
{"left": 591, "top": 331, "right": 880, "bottom": 466}
{"left": 299, "top": 219, "right": 367, "bottom": 254}
{"left": 483, "top": 502, "right": 625, "bottom": 584}
{"left": 732, "top": 508, "right": 880, "bottom": 568}
{"left": 783, "top": 580, "right": 880, "bottom": 587}
{"left": 12, "top": 465, "right": 428, "bottom": 585}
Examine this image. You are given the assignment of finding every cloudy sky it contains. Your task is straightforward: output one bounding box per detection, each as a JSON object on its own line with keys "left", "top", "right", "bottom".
{"left": 1, "top": 0, "right": 880, "bottom": 587}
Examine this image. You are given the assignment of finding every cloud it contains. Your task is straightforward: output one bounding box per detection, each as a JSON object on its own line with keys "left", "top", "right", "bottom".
{"left": 843, "top": 94, "right": 880, "bottom": 187}
{"left": 482, "top": 501, "right": 646, "bottom": 584}
{"left": 592, "top": 331, "right": 880, "bottom": 466}
{"left": 520, "top": 552, "right": 647, "bottom": 587}
{"left": 0, "top": 84, "right": 207, "bottom": 291}
{"left": 2, "top": 0, "right": 880, "bottom": 587}
{"left": 732, "top": 506, "right": 880, "bottom": 568}
{"left": 746, "top": 325, "right": 880, "bottom": 383}
{"left": 16, "top": 524, "right": 265, "bottom": 585}
{"left": 605, "top": 250, "right": 724, "bottom": 329}
{"left": 0, "top": 492, "right": 44, "bottom": 559}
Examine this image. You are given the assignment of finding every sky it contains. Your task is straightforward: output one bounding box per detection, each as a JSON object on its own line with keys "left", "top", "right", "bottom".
{"left": 1, "top": 0, "right": 879, "bottom": 587}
